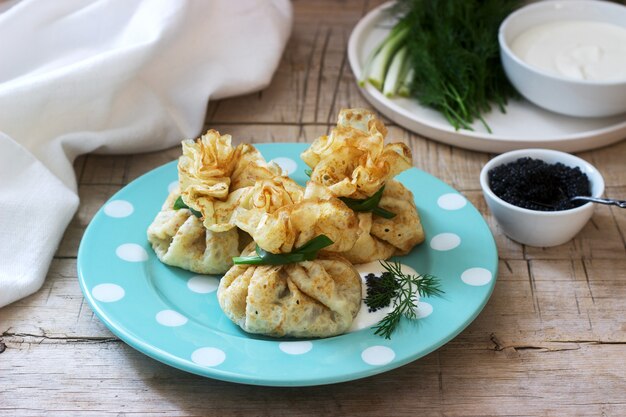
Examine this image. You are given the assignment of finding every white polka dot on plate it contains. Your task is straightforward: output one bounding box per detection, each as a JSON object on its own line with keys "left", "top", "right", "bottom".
{"left": 191, "top": 347, "right": 226, "bottom": 367}
{"left": 279, "top": 341, "right": 313, "bottom": 355}
{"left": 437, "top": 193, "right": 467, "bottom": 210}
{"left": 116, "top": 243, "right": 148, "bottom": 262}
{"left": 430, "top": 233, "right": 461, "bottom": 251}
{"left": 270, "top": 157, "right": 298, "bottom": 175}
{"left": 92, "top": 283, "right": 125, "bottom": 302}
{"left": 361, "top": 346, "right": 395, "bottom": 366}
{"left": 168, "top": 181, "right": 179, "bottom": 194}
{"left": 155, "top": 309, "right": 188, "bottom": 327}
{"left": 415, "top": 301, "right": 433, "bottom": 319}
{"left": 187, "top": 276, "right": 220, "bottom": 294}
{"left": 461, "top": 267, "right": 493, "bottom": 286}
{"left": 103, "top": 200, "right": 134, "bottom": 218}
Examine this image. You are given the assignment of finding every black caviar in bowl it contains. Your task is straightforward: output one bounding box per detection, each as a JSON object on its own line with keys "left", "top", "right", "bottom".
{"left": 488, "top": 157, "right": 591, "bottom": 211}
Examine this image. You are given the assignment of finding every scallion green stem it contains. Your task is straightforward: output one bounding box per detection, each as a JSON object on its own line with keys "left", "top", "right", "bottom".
{"left": 367, "top": 26, "right": 409, "bottom": 91}
{"left": 173, "top": 196, "right": 202, "bottom": 218}
{"left": 397, "top": 67, "right": 413, "bottom": 97}
{"left": 383, "top": 46, "right": 408, "bottom": 97}
{"left": 339, "top": 186, "right": 396, "bottom": 219}
{"left": 232, "top": 235, "right": 334, "bottom": 266}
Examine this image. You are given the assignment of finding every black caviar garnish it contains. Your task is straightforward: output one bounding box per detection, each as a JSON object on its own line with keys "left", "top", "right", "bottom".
{"left": 488, "top": 157, "right": 591, "bottom": 211}
{"left": 364, "top": 272, "right": 400, "bottom": 312}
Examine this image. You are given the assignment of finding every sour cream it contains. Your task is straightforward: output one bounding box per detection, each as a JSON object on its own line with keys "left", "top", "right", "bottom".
{"left": 510, "top": 21, "right": 626, "bottom": 81}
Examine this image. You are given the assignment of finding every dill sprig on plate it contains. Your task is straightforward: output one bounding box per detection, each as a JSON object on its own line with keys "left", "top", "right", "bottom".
{"left": 368, "top": 260, "right": 443, "bottom": 339}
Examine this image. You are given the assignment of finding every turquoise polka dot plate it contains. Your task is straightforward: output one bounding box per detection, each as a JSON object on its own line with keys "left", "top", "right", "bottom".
{"left": 77, "top": 143, "right": 498, "bottom": 386}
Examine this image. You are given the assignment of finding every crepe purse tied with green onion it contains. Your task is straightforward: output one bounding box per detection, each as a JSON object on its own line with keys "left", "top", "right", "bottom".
{"left": 147, "top": 130, "right": 293, "bottom": 275}
{"left": 217, "top": 184, "right": 362, "bottom": 338}
{"left": 301, "top": 108, "right": 425, "bottom": 264}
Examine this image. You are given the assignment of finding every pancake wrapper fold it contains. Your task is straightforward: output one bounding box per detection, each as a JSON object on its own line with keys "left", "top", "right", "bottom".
{"left": 301, "top": 108, "right": 425, "bottom": 264}
{"left": 217, "top": 179, "right": 363, "bottom": 338}
{"left": 147, "top": 130, "right": 294, "bottom": 274}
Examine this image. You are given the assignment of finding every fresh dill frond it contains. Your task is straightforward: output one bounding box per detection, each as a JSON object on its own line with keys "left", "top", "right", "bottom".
{"left": 362, "top": 0, "right": 520, "bottom": 132}
{"left": 373, "top": 305, "right": 406, "bottom": 340}
{"left": 398, "top": 0, "right": 520, "bottom": 132}
{"left": 369, "top": 260, "right": 444, "bottom": 339}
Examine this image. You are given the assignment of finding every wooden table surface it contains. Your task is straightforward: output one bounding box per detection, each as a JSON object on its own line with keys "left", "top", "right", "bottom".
{"left": 2, "top": 1, "right": 626, "bottom": 416}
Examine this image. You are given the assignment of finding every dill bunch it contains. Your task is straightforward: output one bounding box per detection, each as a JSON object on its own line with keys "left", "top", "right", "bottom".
{"left": 397, "top": 0, "right": 519, "bottom": 132}
{"left": 363, "top": 0, "right": 519, "bottom": 132}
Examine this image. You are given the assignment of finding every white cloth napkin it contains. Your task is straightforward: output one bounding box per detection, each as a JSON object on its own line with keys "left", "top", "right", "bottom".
{"left": 0, "top": 0, "right": 292, "bottom": 307}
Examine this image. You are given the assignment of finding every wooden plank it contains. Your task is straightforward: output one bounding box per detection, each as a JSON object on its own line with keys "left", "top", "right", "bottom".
{"left": 582, "top": 259, "right": 626, "bottom": 343}
{"left": 607, "top": 186, "right": 626, "bottom": 248}
{"left": 298, "top": 20, "right": 357, "bottom": 124}
{"left": 584, "top": 140, "right": 626, "bottom": 187}
{"left": 1, "top": 337, "right": 625, "bottom": 416}
{"left": 80, "top": 155, "right": 128, "bottom": 185}
{"left": 125, "top": 147, "right": 182, "bottom": 184}
{"left": 0, "top": 259, "right": 112, "bottom": 339}
{"left": 524, "top": 203, "right": 626, "bottom": 260}
{"left": 205, "top": 0, "right": 378, "bottom": 125}
{"left": 207, "top": 124, "right": 302, "bottom": 145}
{"left": 56, "top": 185, "right": 124, "bottom": 258}
{"left": 0, "top": 340, "right": 441, "bottom": 417}
{"left": 73, "top": 155, "right": 86, "bottom": 183}
{"left": 475, "top": 259, "right": 626, "bottom": 347}
{"left": 440, "top": 343, "right": 626, "bottom": 417}
{"left": 462, "top": 259, "right": 543, "bottom": 349}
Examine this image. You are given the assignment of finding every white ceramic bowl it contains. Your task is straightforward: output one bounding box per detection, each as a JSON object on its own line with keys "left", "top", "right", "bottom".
{"left": 479, "top": 149, "right": 605, "bottom": 247}
{"left": 499, "top": 0, "right": 626, "bottom": 117}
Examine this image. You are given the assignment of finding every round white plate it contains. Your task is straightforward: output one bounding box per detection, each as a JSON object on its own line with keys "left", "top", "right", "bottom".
{"left": 348, "top": 2, "right": 626, "bottom": 153}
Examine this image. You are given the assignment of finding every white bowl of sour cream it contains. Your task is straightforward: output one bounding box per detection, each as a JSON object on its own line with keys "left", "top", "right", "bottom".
{"left": 499, "top": 0, "right": 626, "bottom": 117}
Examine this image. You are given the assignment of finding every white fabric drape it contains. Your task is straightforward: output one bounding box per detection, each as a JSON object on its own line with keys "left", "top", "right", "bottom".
{"left": 0, "top": 0, "right": 292, "bottom": 307}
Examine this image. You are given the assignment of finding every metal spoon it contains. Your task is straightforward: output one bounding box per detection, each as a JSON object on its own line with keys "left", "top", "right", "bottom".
{"left": 570, "top": 196, "right": 626, "bottom": 208}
